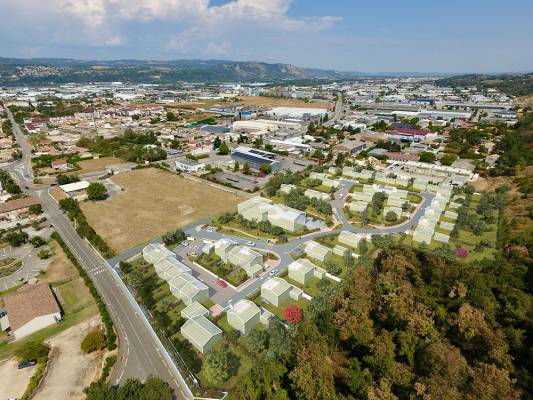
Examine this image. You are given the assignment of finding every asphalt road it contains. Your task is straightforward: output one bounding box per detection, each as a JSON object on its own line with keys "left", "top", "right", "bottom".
{"left": 3, "top": 108, "right": 189, "bottom": 399}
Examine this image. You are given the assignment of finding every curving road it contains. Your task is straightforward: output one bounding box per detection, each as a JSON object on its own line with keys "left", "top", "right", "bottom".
{"left": 2, "top": 107, "right": 190, "bottom": 399}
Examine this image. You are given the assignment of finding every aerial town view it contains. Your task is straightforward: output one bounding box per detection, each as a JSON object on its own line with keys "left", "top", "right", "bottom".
{"left": 0, "top": 1, "right": 532, "bottom": 400}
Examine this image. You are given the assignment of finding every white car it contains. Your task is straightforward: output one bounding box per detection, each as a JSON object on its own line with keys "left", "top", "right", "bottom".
{"left": 246, "top": 241, "right": 255, "bottom": 247}
{"left": 269, "top": 269, "right": 279, "bottom": 276}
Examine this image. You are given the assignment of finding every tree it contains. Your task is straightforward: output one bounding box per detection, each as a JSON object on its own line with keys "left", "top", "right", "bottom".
{"left": 87, "top": 182, "right": 107, "bottom": 200}
{"left": 441, "top": 153, "right": 458, "bottom": 166}
{"left": 166, "top": 111, "right": 178, "bottom": 121}
{"left": 56, "top": 174, "right": 79, "bottom": 185}
{"left": 4, "top": 230, "right": 29, "bottom": 247}
{"left": 385, "top": 211, "right": 398, "bottom": 222}
{"left": 30, "top": 235, "right": 46, "bottom": 247}
{"left": 213, "top": 136, "right": 222, "bottom": 149}
{"left": 218, "top": 141, "right": 230, "bottom": 155}
{"left": 81, "top": 330, "right": 107, "bottom": 353}
{"left": 358, "top": 238, "right": 368, "bottom": 255}
{"left": 29, "top": 203, "right": 43, "bottom": 215}
{"left": 419, "top": 151, "right": 437, "bottom": 163}
{"left": 128, "top": 270, "right": 144, "bottom": 288}
{"left": 284, "top": 305, "right": 303, "bottom": 324}
{"left": 242, "top": 162, "right": 251, "bottom": 175}
{"left": 233, "top": 160, "right": 240, "bottom": 171}
{"left": 243, "top": 329, "right": 269, "bottom": 353}
{"left": 203, "top": 348, "right": 235, "bottom": 385}
{"left": 259, "top": 163, "right": 272, "bottom": 175}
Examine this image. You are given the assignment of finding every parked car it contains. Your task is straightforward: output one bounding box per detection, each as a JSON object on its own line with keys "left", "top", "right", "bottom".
{"left": 269, "top": 269, "right": 279, "bottom": 276}
{"left": 17, "top": 360, "right": 37, "bottom": 369}
{"left": 216, "top": 279, "right": 228, "bottom": 288}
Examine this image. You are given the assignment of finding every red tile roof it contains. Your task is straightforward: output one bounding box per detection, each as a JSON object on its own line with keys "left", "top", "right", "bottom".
{"left": 4, "top": 284, "right": 61, "bottom": 332}
{"left": 392, "top": 128, "right": 432, "bottom": 136}
{"left": 0, "top": 197, "right": 39, "bottom": 214}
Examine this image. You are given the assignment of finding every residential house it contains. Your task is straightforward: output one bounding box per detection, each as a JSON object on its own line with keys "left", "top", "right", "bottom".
{"left": 227, "top": 299, "right": 260, "bottom": 335}
{"left": 181, "top": 315, "right": 222, "bottom": 353}
{"left": 2, "top": 284, "right": 62, "bottom": 340}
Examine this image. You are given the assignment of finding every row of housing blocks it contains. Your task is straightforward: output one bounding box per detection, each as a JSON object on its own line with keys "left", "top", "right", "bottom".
{"left": 413, "top": 189, "right": 461, "bottom": 244}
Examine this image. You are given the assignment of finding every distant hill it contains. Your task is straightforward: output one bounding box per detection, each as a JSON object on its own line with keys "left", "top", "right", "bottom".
{"left": 0, "top": 57, "right": 367, "bottom": 85}
{"left": 436, "top": 73, "right": 533, "bottom": 97}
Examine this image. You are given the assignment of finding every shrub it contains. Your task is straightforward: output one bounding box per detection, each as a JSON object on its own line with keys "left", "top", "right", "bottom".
{"left": 37, "top": 249, "right": 51, "bottom": 259}
{"left": 81, "top": 330, "right": 107, "bottom": 353}
{"left": 15, "top": 340, "right": 49, "bottom": 361}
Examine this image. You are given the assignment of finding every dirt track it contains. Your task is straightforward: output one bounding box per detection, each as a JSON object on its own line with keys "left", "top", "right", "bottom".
{"left": 0, "top": 358, "right": 36, "bottom": 399}
{"left": 34, "top": 316, "right": 106, "bottom": 400}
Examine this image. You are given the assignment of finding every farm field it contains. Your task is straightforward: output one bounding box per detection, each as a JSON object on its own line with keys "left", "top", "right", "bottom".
{"left": 80, "top": 168, "right": 245, "bottom": 253}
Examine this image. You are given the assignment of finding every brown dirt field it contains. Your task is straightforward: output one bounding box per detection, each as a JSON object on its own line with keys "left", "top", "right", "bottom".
{"left": 50, "top": 187, "right": 68, "bottom": 202}
{"left": 0, "top": 358, "right": 36, "bottom": 399}
{"left": 80, "top": 168, "right": 245, "bottom": 253}
{"left": 170, "top": 96, "right": 332, "bottom": 111}
{"left": 514, "top": 95, "right": 533, "bottom": 108}
{"left": 71, "top": 156, "right": 124, "bottom": 175}
{"left": 34, "top": 316, "right": 106, "bottom": 400}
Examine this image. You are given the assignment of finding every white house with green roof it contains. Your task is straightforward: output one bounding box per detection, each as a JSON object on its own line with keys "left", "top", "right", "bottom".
{"left": 338, "top": 230, "right": 363, "bottom": 248}
{"left": 168, "top": 274, "right": 209, "bottom": 306}
{"left": 181, "top": 315, "right": 222, "bottom": 353}
{"left": 261, "top": 277, "right": 291, "bottom": 307}
{"left": 153, "top": 257, "right": 191, "bottom": 281}
{"left": 238, "top": 197, "right": 306, "bottom": 233}
{"left": 227, "top": 299, "right": 260, "bottom": 335}
{"left": 181, "top": 302, "right": 209, "bottom": 320}
{"left": 304, "top": 241, "right": 332, "bottom": 263}
{"left": 142, "top": 243, "right": 175, "bottom": 265}
{"left": 288, "top": 259, "right": 316, "bottom": 285}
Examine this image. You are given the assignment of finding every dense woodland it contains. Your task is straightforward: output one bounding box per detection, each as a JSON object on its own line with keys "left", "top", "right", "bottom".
{"left": 227, "top": 111, "right": 533, "bottom": 400}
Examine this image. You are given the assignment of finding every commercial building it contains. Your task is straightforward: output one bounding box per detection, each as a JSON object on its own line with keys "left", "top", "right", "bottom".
{"left": 60, "top": 180, "right": 90, "bottom": 200}
{"left": 181, "top": 315, "right": 222, "bottom": 353}
{"left": 2, "top": 284, "right": 62, "bottom": 340}
{"left": 261, "top": 277, "right": 291, "bottom": 307}
{"left": 175, "top": 158, "right": 205, "bottom": 172}
{"left": 265, "top": 107, "right": 328, "bottom": 119}
{"left": 288, "top": 259, "right": 316, "bottom": 285}
{"left": 231, "top": 146, "right": 282, "bottom": 172}
{"left": 227, "top": 299, "right": 261, "bottom": 335}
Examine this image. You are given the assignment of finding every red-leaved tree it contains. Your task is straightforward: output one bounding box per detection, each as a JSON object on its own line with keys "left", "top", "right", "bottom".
{"left": 284, "top": 305, "right": 303, "bottom": 324}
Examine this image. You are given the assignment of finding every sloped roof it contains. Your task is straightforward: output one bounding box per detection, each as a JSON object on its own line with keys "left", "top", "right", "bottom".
{"left": 4, "top": 284, "right": 60, "bottom": 331}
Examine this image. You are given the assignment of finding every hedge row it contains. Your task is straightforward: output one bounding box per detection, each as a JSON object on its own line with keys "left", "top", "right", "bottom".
{"left": 51, "top": 232, "right": 117, "bottom": 350}
{"left": 58, "top": 198, "right": 115, "bottom": 258}
{"left": 20, "top": 354, "right": 49, "bottom": 400}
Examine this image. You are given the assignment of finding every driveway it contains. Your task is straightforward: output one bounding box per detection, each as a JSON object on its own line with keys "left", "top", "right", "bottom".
{"left": 34, "top": 317, "right": 106, "bottom": 400}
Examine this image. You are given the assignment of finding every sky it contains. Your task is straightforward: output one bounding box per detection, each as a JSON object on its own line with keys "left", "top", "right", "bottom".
{"left": 1, "top": 0, "right": 532, "bottom": 73}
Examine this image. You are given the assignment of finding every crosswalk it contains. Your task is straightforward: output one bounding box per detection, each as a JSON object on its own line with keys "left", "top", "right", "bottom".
{"left": 87, "top": 267, "right": 107, "bottom": 275}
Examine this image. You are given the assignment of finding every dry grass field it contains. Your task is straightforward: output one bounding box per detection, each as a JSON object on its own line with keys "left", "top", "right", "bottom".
{"left": 71, "top": 156, "right": 124, "bottom": 175}
{"left": 515, "top": 95, "right": 533, "bottom": 108}
{"left": 80, "top": 168, "right": 245, "bottom": 253}
{"left": 170, "top": 96, "right": 332, "bottom": 111}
